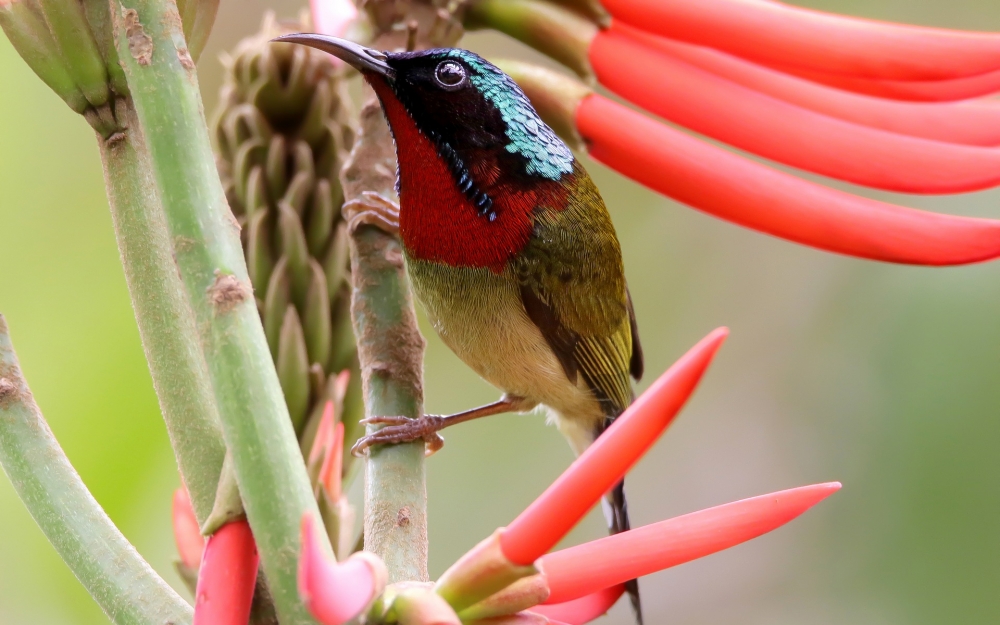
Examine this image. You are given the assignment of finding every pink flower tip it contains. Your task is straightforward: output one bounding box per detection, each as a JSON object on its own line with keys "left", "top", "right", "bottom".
{"left": 538, "top": 482, "right": 842, "bottom": 604}
{"left": 319, "top": 421, "right": 345, "bottom": 501}
{"left": 309, "top": 400, "right": 337, "bottom": 466}
{"left": 500, "top": 328, "right": 729, "bottom": 566}
{"left": 528, "top": 585, "right": 625, "bottom": 625}
{"left": 299, "top": 513, "right": 387, "bottom": 625}
{"left": 172, "top": 487, "right": 205, "bottom": 570}
{"left": 311, "top": 0, "right": 358, "bottom": 39}
{"left": 193, "top": 520, "right": 259, "bottom": 625}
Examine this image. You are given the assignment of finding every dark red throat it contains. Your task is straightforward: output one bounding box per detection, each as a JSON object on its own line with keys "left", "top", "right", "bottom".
{"left": 368, "top": 77, "right": 569, "bottom": 272}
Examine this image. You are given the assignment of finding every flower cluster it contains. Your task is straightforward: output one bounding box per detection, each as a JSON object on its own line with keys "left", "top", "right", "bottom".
{"left": 464, "top": 0, "right": 1000, "bottom": 266}
{"left": 292, "top": 329, "right": 840, "bottom": 624}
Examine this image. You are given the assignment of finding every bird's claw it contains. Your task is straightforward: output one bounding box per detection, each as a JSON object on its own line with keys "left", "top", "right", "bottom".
{"left": 343, "top": 191, "right": 400, "bottom": 236}
{"left": 351, "top": 415, "right": 446, "bottom": 457}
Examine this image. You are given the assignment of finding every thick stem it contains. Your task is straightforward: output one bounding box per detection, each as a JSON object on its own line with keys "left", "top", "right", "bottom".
{"left": 0, "top": 316, "right": 193, "bottom": 625}
{"left": 112, "top": 2, "right": 325, "bottom": 622}
{"left": 343, "top": 97, "right": 429, "bottom": 583}
{"left": 98, "top": 97, "right": 225, "bottom": 524}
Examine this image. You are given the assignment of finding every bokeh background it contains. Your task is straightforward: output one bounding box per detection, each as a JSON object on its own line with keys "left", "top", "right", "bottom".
{"left": 3, "top": 0, "right": 1000, "bottom": 622}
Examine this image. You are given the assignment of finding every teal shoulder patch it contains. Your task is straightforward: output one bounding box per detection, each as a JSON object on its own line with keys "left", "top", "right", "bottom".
{"left": 448, "top": 50, "right": 574, "bottom": 181}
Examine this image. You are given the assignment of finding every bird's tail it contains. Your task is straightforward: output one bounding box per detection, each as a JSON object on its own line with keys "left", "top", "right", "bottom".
{"left": 558, "top": 408, "right": 643, "bottom": 624}
{"left": 602, "top": 480, "right": 643, "bottom": 625}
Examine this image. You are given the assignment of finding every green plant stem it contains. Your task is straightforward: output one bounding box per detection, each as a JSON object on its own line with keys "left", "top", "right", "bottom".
{"left": 112, "top": 2, "right": 324, "bottom": 622}
{"left": 98, "top": 97, "right": 225, "bottom": 524}
{"left": 343, "top": 97, "right": 429, "bottom": 583}
{"left": 0, "top": 315, "right": 193, "bottom": 625}
{"left": 465, "top": 0, "right": 597, "bottom": 80}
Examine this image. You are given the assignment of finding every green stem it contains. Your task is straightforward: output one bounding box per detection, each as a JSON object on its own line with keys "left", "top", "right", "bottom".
{"left": 98, "top": 97, "right": 225, "bottom": 524}
{"left": 0, "top": 316, "right": 192, "bottom": 625}
{"left": 112, "top": 2, "right": 324, "bottom": 622}
{"left": 343, "top": 97, "right": 429, "bottom": 583}
{"left": 465, "top": 0, "right": 597, "bottom": 80}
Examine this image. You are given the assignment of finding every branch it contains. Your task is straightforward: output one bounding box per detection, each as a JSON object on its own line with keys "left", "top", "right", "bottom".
{"left": 342, "top": 96, "right": 429, "bottom": 583}
{"left": 339, "top": 0, "right": 465, "bottom": 585}
{"left": 112, "top": 2, "right": 326, "bottom": 622}
{"left": 98, "top": 97, "right": 226, "bottom": 524}
{"left": 0, "top": 315, "right": 193, "bottom": 625}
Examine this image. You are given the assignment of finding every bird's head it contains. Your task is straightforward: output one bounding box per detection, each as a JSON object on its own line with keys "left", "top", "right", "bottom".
{"left": 271, "top": 34, "right": 580, "bottom": 270}
{"left": 271, "top": 34, "right": 575, "bottom": 190}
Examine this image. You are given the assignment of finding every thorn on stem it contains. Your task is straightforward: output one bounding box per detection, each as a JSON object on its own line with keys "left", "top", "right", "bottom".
{"left": 208, "top": 271, "right": 250, "bottom": 313}
{"left": 0, "top": 377, "right": 17, "bottom": 404}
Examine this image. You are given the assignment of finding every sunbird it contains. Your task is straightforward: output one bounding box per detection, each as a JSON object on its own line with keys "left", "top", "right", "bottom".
{"left": 274, "top": 34, "right": 644, "bottom": 622}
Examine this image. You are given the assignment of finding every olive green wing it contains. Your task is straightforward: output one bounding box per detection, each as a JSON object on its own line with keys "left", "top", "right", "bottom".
{"left": 514, "top": 169, "right": 639, "bottom": 416}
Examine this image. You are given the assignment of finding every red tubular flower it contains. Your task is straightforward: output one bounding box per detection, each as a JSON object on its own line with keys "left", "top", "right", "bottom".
{"left": 528, "top": 585, "right": 625, "bottom": 624}
{"left": 319, "top": 421, "right": 345, "bottom": 501}
{"left": 192, "top": 520, "right": 259, "bottom": 625}
{"left": 537, "top": 483, "right": 841, "bottom": 605}
{"left": 576, "top": 93, "right": 1000, "bottom": 265}
{"left": 484, "top": 4, "right": 1000, "bottom": 267}
{"left": 172, "top": 486, "right": 205, "bottom": 571}
{"left": 298, "top": 513, "right": 387, "bottom": 625}
{"left": 500, "top": 328, "right": 728, "bottom": 566}
{"left": 601, "top": 0, "right": 1000, "bottom": 81}
{"left": 618, "top": 26, "right": 1000, "bottom": 146}
{"left": 592, "top": 25, "right": 1000, "bottom": 194}
{"left": 777, "top": 64, "right": 1000, "bottom": 102}
{"left": 424, "top": 324, "right": 840, "bottom": 622}
{"left": 309, "top": 400, "right": 336, "bottom": 467}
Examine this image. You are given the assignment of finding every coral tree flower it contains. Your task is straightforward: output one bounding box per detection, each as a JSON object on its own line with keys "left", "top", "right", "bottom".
{"left": 463, "top": 0, "right": 1000, "bottom": 266}
{"left": 298, "top": 513, "right": 388, "bottom": 625}
{"left": 192, "top": 520, "right": 259, "bottom": 625}
{"left": 398, "top": 329, "right": 833, "bottom": 624}
{"left": 172, "top": 486, "right": 205, "bottom": 572}
{"left": 296, "top": 329, "right": 841, "bottom": 624}
{"left": 173, "top": 486, "right": 260, "bottom": 625}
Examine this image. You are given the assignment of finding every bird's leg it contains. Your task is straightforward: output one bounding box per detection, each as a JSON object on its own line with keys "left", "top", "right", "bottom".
{"left": 343, "top": 190, "right": 400, "bottom": 236}
{"left": 351, "top": 395, "right": 537, "bottom": 457}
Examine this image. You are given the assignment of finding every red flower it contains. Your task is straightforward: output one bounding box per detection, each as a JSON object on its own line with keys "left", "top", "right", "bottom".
{"left": 535, "top": 483, "right": 840, "bottom": 604}
{"left": 500, "top": 327, "right": 729, "bottom": 565}
{"left": 600, "top": 0, "right": 1000, "bottom": 82}
{"left": 466, "top": 0, "right": 1000, "bottom": 266}
{"left": 298, "top": 513, "right": 387, "bottom": 625}
{"left": 528, "top": 585, "right": 624, "bottom": 624}
{"left": 308, "top": 398, "right": 347, "bottom": 502}
{"left": 437, "top": 329, "right": 839, "bottom": 623}
{"left": 172, "top": 486, "right": 205, "bottom": 571}
{"left": 616, "top": 28, "right": 1000, "bottom": 146}
{"left": 192, "top": 520, "right": 259, "bottom": 625}
{"left": 294, "top": 329, "right": 841, "bottom": 624}
{"left": 592, "top": 24, "right": 1000, "bottom": 194}
{"left": 576, "top": 93, "right": 1000, "bottom": 265}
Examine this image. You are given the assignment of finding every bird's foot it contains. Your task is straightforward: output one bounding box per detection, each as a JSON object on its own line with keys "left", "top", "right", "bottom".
{"left": 351, "top": 415, "right": 446, "bottom": 457}
{"left": 343, "top": 191, "right": 400, "bottom": 237}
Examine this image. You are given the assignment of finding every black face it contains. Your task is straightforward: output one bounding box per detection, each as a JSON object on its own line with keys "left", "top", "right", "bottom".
{"left": 269, "top": 36, "right": 575, "bottom": 221}
{"left": 378, "top": 48, "right": 575, "bottom": 218}
{"left": 269, "top": 36, "right": 575, "bottom": 191}
{"left": 384, "top": 50, "right": 514, "bottom": 157}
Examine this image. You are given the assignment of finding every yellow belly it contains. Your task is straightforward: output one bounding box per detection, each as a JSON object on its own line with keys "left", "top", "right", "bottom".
{"left": 405, "top": 255, "right": 604, "bottom": 446}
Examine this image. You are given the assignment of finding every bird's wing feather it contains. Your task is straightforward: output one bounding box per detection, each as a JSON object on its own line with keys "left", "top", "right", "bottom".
{"left": 513, "top": 166, "right": 636, "bottom": 416}
{"left": 627, "top": 287, "right": 644, "bottom": 381}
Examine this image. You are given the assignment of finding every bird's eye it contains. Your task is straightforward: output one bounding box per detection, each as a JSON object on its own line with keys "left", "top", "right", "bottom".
{"left": 434, "top": 60, "right": 467, "bottom": 88}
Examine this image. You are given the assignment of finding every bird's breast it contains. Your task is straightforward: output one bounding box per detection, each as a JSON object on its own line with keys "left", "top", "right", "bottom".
{"left": 405, "top": 254, "right": 603, "bottom": 429}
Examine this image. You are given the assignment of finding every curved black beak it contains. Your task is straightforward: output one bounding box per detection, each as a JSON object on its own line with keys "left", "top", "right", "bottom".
{"left": 271, "top": 33, "right": 393, "bottom": 77}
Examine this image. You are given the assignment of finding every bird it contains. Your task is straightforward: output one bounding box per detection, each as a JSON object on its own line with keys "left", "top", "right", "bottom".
{"left": 273, "top": 34, "right": 644, "bottom": 623}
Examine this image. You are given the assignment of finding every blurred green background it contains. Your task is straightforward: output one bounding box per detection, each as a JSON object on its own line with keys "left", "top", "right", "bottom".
{"left": 2, "top": 0, "right": 1000, "bottom": 623}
